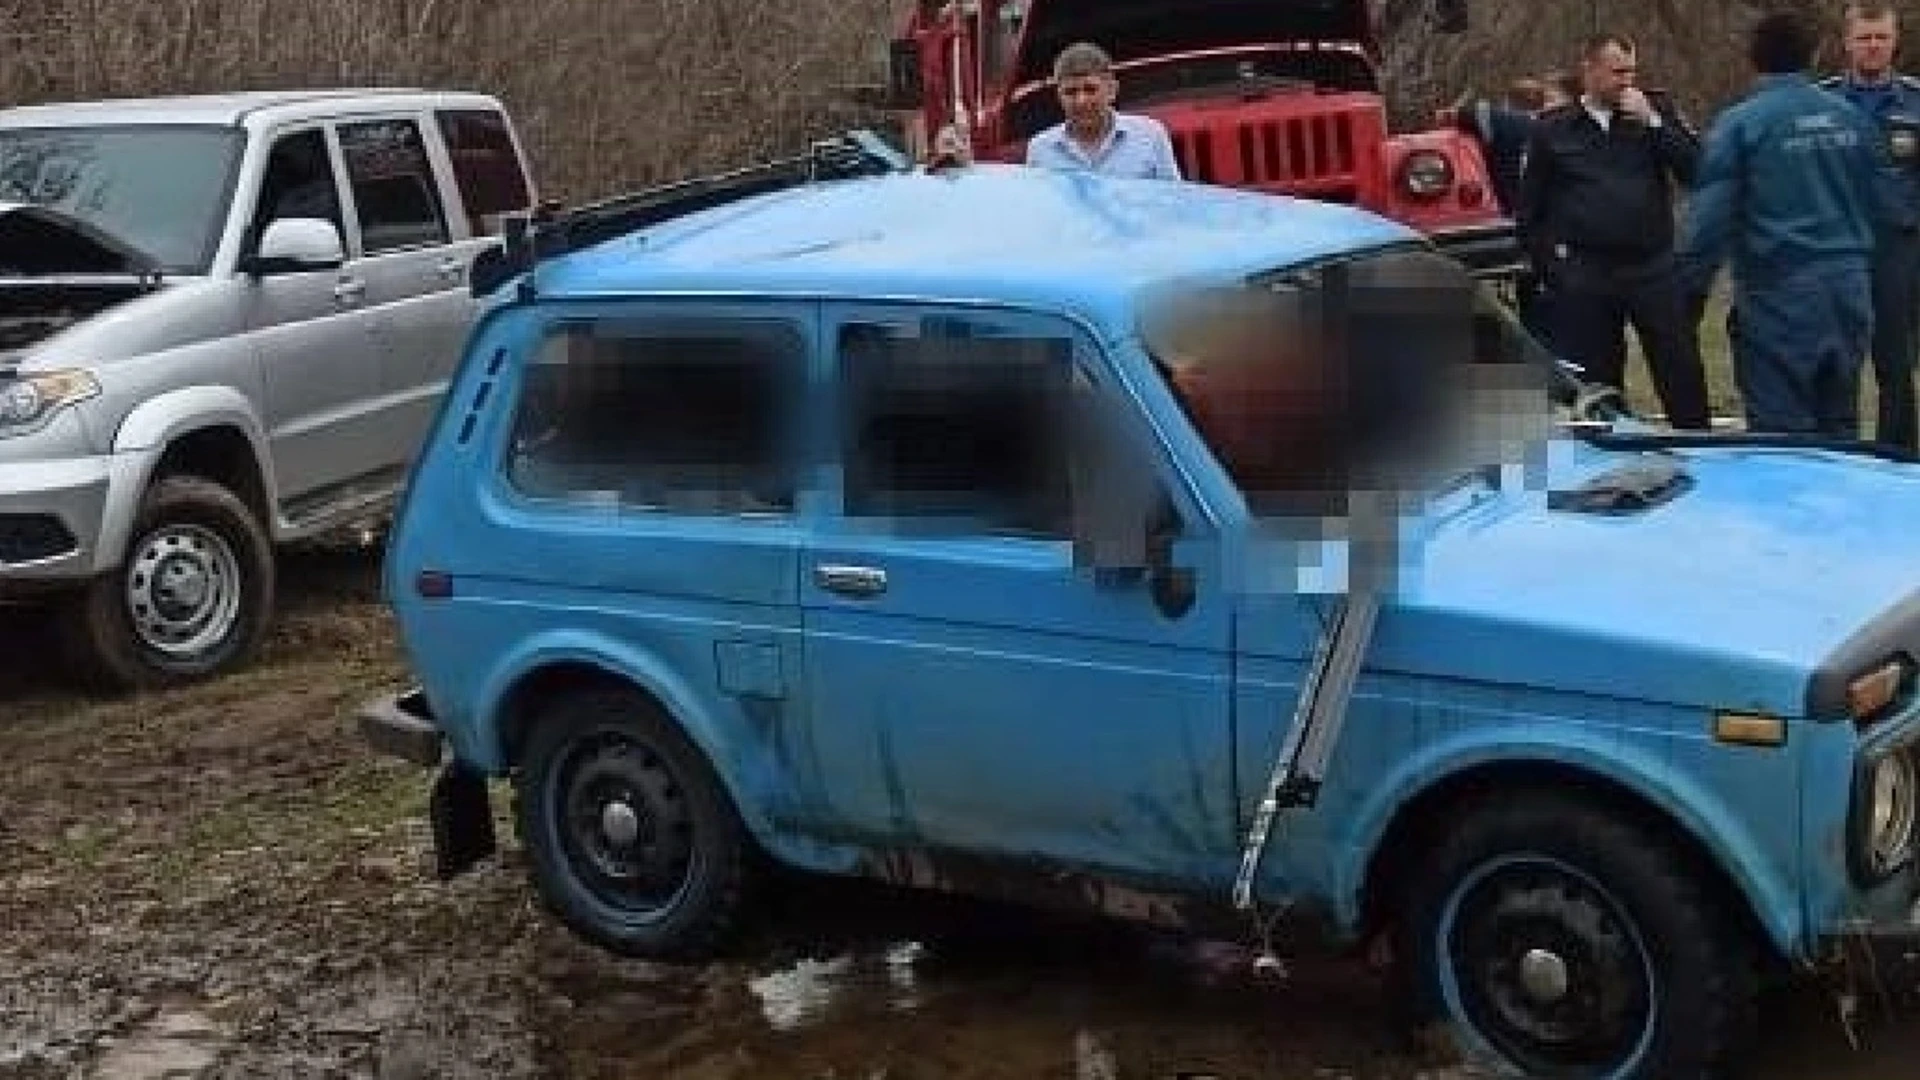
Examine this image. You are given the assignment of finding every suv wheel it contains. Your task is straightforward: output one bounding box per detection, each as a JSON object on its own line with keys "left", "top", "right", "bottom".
{"left": 515, "top": 686, "right": 753, "bottom": 959}
{"left": 60, "top": 475, "right": 275, "bottom": 692}
{"left": 1397, "top": 794, "right": 1757, "bottom": 1080}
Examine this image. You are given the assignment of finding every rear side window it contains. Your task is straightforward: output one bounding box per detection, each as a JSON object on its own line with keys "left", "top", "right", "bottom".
{"left": 436, "top": 109, "right": 532, "bottom": 236}
{"left": 337, "top": 118, "right": 450, "bottom": 254}
{"left": 505, "top": 317, "right": 806, "bottom": 516}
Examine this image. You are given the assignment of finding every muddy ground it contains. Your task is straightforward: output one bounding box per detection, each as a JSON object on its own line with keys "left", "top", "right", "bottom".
{"left": 5, "top": 543, "right": 1920, "bottom": 1080}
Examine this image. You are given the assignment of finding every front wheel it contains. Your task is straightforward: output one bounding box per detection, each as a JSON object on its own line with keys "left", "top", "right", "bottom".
{"left": 1398, "top": 795, "right": 1758, "bottom": 1079}
{"left": 59, "top": 475, "right": 275, "bottom": 693}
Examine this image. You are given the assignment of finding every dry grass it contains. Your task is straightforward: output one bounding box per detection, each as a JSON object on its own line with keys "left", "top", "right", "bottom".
{"left": 0, "top": 0, "right": 901, "bottom": 202}
{"left": 8, "top": 1, "right": 1920, "bottom": 205}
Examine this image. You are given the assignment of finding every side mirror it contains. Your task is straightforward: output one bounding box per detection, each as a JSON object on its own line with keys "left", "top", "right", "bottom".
{"left": 1072, "top": 402, "right": 1197, "bottom": 620}
{"left": 246, "top": 217, "right": 345, "bottom": 275}
{"left": 1434, "top": 0, "right": 1470, "bottom": 33}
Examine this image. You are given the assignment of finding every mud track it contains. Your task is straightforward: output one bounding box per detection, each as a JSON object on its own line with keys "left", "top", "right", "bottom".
{"left": 4, "top": 544, "right": 1919, "bottom": 1079}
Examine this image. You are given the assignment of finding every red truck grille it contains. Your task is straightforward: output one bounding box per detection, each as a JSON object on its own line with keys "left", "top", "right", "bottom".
{"left": 1170, "top": 114, "right": 1361, "bottom": 200}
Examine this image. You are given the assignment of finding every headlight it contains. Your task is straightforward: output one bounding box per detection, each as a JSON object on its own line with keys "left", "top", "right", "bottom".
{"left": 0, "top": 369, "right": 100, "bottom": 437}
{"left": 1867, "top": 751, "right": 1918, "bottom": 875}
{"left": 1400, "top": 150, "right": 1456, "bottom": 198}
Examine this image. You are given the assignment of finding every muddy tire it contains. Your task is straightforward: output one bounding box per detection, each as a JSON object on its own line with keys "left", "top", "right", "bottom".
{"left": 58, "top": 475, "right": 275, "bottom": 693}
{"left": 1397, "top": 793, "right": 1757, "bottom": 1079}
{"left": 514, "top": 687, "right": 752, "bottom": 959}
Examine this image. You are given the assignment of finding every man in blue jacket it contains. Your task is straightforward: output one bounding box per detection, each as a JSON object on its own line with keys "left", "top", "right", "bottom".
{"left": 1677, "top": 11, "right": 1893, "bottom": 438}
{"left": 1821, "top": 1, "right": 1920, "bottom": 451}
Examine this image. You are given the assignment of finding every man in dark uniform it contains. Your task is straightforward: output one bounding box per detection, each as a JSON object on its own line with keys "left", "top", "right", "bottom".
{"left": 1821, "top": 1, "right": 1920, "bottom": 451}
{"left": 1677, "top": 12, "right": 1890, "bottom": 438}
{"left": 1517, "top": 33, "right": 1711, "bottom": 429}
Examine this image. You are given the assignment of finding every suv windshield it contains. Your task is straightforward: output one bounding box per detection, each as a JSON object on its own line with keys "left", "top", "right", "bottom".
{"left": 1141, "top": 243, "right": 1558, "bottom": 520}
{"left": 0, "top": 124, "right": 243, "bottom": 273}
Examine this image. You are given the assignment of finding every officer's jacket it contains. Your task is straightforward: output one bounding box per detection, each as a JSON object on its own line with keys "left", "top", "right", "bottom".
{"left": 1819, "top": 71, "right": 1920, "bottom": 232}
{"left": 1515, "top": 97, "right": 1700, "bottom": 268}
{"left": 1677, "top": 73, "right": 1893, "bottom": 295}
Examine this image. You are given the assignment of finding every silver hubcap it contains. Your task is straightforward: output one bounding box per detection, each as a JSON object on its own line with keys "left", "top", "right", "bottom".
{"left": 125, "top": 523, "right": 243, "bottom": 659}
{"left": 1518, "top": 947, "right": 1571, "bottom": 1004}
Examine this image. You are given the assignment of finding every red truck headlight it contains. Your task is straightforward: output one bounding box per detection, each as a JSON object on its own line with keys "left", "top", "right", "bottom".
{"left": 1399, "top": 149, "right": 1455, "bottom": 199}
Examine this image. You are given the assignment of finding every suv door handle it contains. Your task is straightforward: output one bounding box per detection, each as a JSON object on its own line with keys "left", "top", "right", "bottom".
{"left": 813, "top": 564, "right": 887, "bottom": 598}
{"left": 332, "top": 278, "right": 367, "bottom": 303}
{"left": 434, "top": 258, "right": 465, "bottom": 280}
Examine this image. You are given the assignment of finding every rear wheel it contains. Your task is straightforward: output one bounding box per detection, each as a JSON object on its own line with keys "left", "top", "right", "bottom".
{"left": 514, "top": 687, "right": 753, "bottom": 959}
{"left": 59, "top": 475, "right": 275, "bottom": 693}
{"left": 1397, "top": 794, "right": 1757, "bottom": 1079}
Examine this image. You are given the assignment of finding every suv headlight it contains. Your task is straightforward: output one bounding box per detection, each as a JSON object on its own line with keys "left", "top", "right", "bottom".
{"left": 1400, "top": 150, "right": 1456, "bottom": 198}
{"left": 0, "top": 369, "right": 100, "bottom": 438}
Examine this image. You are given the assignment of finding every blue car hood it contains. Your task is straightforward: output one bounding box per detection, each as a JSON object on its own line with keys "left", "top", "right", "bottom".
{"left": 1378, "top": 437, "right": 1920, "bottom": 718}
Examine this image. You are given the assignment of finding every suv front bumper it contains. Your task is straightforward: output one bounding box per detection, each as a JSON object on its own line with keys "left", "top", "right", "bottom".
{"left": 0, "top": 454, "right": 111, "bottom": 596}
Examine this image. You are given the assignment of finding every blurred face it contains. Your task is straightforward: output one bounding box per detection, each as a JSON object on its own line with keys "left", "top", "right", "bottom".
{"left": 1582, "top": 42, "right": 1637, "bottom": 105}
{"left": 1056, "top": 69, "right": 1117, "bottom": 131}
{"left": 1847, "top": 12, "right": 1900, "bottom": 79}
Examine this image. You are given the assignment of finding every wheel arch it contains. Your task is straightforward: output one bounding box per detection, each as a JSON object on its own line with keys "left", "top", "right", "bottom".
{"left": 1354, "top": 758, "right": 1787, "bottom": 974}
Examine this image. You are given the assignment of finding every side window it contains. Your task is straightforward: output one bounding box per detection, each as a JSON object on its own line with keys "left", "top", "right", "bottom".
{"left": 337, "top": 118, "right": 450, "bottom": 254}
{"left": 435, "top": 109, "right": 532, "bottom": 237}
{"left": 837, "top": 318, "right": 1078, "bottom": 539}
{"left": 505, "top": 316, "right": 805, "bottom": 516}
{"left": 251, "top": 128, "right": 343, "bottom": 249}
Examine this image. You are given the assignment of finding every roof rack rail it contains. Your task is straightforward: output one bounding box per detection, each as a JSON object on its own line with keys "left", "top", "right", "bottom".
{"left": 469, "top": 128, "right": 912, "bottom": 299}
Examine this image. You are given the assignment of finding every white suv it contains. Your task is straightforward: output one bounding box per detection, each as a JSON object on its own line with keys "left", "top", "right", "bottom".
{"left": 0, "top": 89, "right": 538, "bottom": 691}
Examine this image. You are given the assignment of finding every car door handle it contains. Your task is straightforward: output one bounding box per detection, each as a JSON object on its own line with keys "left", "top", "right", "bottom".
{"left": 813, "top": 564, "right": 887, "bottom": 598}
{"left": 434, "top": 258, "right": 465, "bottom": 280}
{"left": 332, "top": 278, "right": 367, "bottom": 302}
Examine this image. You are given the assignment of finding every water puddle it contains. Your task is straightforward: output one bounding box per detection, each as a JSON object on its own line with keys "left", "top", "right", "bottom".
{"left": 87, "top": 1007, "right": 225, "bottom": 1080}
{"left": 746, "top": 940, "right": 932, "bottom": 1032}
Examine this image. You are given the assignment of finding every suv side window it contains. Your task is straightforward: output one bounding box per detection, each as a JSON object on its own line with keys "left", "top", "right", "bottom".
{"left": 435, "top": 108, "right": 532, "bottom": 237}
{"left": 836, "top": 317, "right": 1077, "bottom": 539}
{"left": 505, "top": 316, "right": 806, "bottom": 516}
{"left": 251, "top": 128, "right": 344, "bottom": 252}
{"left": 336, "top": 118, "right": 450, "bottom": 254}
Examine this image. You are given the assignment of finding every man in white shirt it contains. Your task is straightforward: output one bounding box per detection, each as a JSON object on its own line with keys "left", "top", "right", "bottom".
{"left": 1025, "top": 43, "right": 1184, "bottom": 181}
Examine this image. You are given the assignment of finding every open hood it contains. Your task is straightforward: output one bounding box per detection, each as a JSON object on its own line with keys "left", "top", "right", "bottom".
{"left": 1012, "top": 0, "right": 1376, "bottom": 86}
{"left": 0, "top": 201, "right": 160, "bottom": 278}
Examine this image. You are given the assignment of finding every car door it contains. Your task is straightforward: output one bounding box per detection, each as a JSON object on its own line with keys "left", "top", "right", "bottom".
{"left": 477, "top": 299, "right": 815, "bottom": 804}
{"left": 795, "top": 302, "right": 1236, "bottom": 883}
{"left": 244, "top": 123, "right": 389, "bottom": 506}
{"left": 332, "top": 113, "right": 471, "bottom": 473}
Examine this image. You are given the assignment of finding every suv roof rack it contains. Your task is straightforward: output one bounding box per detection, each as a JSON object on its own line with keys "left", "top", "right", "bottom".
{"left": 469, "top": 128, "right": 912, "bottom": 299}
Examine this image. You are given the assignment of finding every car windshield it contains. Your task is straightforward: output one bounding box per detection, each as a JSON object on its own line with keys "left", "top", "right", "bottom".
{"left": 0, "top": 124, "right": 243, "bottom": 274}
{"left": 1140, "top": 243, "right": 1560, "bottom": 522}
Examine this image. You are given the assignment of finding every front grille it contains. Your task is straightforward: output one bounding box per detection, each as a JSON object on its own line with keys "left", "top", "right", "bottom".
{"left": 0, "top": 513, "right": 78, "bottom": 564}
{"left": 1170, "top": 113, "right": 1361, "bottom": 198}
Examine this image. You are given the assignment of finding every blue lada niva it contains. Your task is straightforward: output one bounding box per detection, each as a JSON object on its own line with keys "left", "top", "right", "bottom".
{"left": 359, "top": 132, "right": 1920, "bottom": 1079}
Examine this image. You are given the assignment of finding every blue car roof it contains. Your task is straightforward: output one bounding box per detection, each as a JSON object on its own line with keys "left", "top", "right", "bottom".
{"left": 530, "top": 163, "right": 1423, "bottom": 336}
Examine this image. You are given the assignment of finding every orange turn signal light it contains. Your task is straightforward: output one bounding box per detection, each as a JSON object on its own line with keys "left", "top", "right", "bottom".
{"left": 1849, "top": 659, "right": 1910, "bottom": 722}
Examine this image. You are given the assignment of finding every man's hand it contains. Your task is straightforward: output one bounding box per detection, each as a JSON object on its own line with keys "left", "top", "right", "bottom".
{"left": 1618, "top": 87, "right": 1657, "bottom": 125}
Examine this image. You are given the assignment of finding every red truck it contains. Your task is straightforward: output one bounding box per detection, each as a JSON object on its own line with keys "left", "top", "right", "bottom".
{"left": 868, "top": 0, "right": 1522, "bottom": 282}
